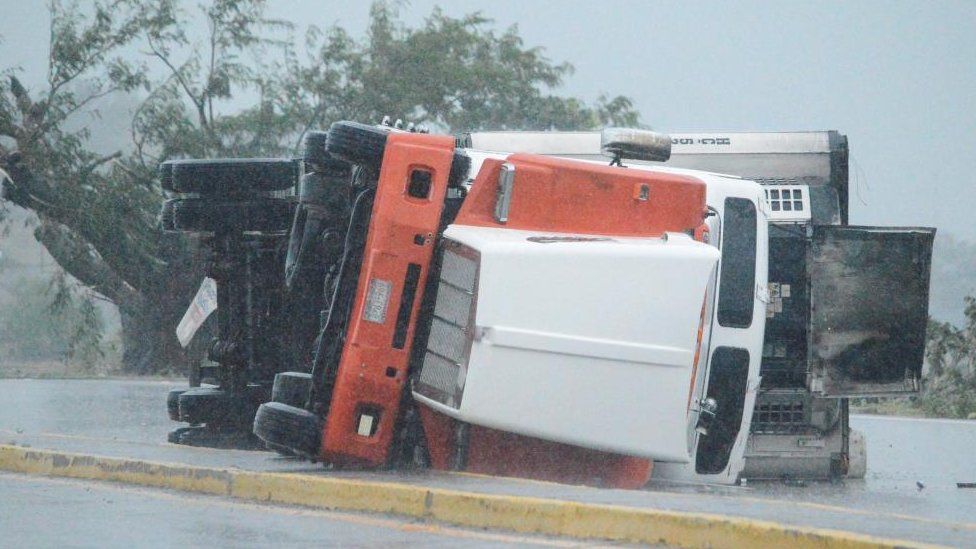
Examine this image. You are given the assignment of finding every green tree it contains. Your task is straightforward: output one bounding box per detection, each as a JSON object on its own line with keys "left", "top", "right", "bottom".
{"left": 0, "top": 0, "right": 641, "bottom": 373}
{"left": 0, "top": 0, "right": 272, "bottom": 372}
{"left": 269, "top": 4, "right": 640, "bottom": 139}
{"left": 920, "top": 296, "right": 976, "bottom": 418}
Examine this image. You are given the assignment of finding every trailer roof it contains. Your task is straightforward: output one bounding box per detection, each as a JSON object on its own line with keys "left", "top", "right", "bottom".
{"left": 463, "top": 131, "right": 838, "bottom": 156}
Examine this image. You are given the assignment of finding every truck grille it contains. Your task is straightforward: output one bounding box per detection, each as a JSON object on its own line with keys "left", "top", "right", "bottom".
{"left": 415, "top": 244, "right": 478, "bottom": 408}
{"left": 751, "top": 399, "right": 808, "bottom": 434}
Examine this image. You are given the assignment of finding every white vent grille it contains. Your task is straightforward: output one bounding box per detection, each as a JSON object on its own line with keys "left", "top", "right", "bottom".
{"left": 418, "top": 353, "right": 462, "bottom": 402}
{"left": 428, "top": 317, "right": 469, "bottom": 363}
{"left": 415, "top": 245, "right": 478, "bottom": 409}
{"left": 440, "top": 250, "right": 478, "bottom": 291}
{"left": 763, "top": 184, "right": 811, "bottom": 222}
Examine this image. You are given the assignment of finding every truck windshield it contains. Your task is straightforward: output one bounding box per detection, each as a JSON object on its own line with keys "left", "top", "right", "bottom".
{"left": 717, "top": 197, "right": 757, "bottom": 328}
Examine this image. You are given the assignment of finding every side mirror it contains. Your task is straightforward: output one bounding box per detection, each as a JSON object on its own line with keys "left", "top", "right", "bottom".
{"left": 695, "top": 397, "right": 719, "bottom": 436}
{"left": 601, "top": 127, "right": 672, "bottom": 163}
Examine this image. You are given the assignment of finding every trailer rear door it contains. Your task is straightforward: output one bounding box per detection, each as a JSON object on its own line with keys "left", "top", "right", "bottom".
{"left": 808, "top": 226, "right": 935, "bottom": 396}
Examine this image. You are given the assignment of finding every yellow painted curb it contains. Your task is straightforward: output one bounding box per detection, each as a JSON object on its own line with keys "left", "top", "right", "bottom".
{"left": 0, "top": 445, "right": 942, "bottom": 549}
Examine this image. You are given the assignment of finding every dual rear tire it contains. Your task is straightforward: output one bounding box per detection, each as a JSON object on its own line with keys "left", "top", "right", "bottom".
{"left": 253, "top": 402, "right": 322, "bottom": 459}
{"left": 170, "top": 385, "right": 267, "bottom": 426}
{"left": 323, "top": 121, "right": 471, "bottom": 187}
{"left": 256, "top": 372, "right": 318, "bottom": 457}
{"left": 271, "top": 372, "right": 312, "bottom": 408}
{"left": 160, "top": 158, "right": 299, "bottom": 195}
{"left": 159, "top": 158, "right": 300, "bottom": 235}
{"left": 161, "top": 197, "right": 295, "bottom": 234}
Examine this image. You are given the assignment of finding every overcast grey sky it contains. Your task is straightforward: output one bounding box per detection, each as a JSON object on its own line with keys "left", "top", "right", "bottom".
{"left": 2, "top": 1, "right": 974, "bottom": 238}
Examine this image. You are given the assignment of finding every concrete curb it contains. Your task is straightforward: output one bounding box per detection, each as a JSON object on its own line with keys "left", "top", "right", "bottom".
{"left": 0, "top": 444, "right": 942, "bottom": 549}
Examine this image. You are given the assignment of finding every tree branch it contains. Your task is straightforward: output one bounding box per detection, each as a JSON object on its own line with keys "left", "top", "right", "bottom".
{"left": 81, "top": 151, "right": 122, "bottom": 177}
{"left": 1, "top": 153, "right": 163, "bottom": 293}
{"left": 43, "top": 45, "right": 126, "bottom": 131}
{"left": 293, "top": 99, "right": 325, "bottom": 153}
{"left": 33, "top": 218, "right": 144, "bottom": 310}
{"left": 146, "top": 35, "right": 208, "bottom": 129}
{"left": 208, "top": 13, "right": 218, "bottom": 126}
{"left": 0, "top": 153, "right": 70, "bottom": 215}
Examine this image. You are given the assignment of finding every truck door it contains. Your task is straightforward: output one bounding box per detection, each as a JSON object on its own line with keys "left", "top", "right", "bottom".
{"left": 808, "top": 226, "right": 935, "bottom": 396}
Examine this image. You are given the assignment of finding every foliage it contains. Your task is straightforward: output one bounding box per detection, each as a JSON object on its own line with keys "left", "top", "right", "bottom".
{"left": 918, "top": 369, "right": 976, "bottom": 419}
{"left": 0, "top": 0, "right": 641, "bottom": 372}
{"left": 269, "top": 3, "right": 640, "bottom": 142}
{"left": 917, "top": 296, "right": 976, "bottom": 418}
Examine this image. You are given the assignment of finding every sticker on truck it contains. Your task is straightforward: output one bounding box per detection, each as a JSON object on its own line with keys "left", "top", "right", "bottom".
{"left": 175, "top": 277, "right": 218, "bottom": 347}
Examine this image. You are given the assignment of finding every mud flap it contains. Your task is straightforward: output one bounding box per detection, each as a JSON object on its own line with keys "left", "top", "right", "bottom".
{"left": 808, "top": 226, "right": 935, "bottom": 396}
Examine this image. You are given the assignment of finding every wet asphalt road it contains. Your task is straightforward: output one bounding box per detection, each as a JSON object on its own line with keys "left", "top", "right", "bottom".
{"left": 744, "top": 414, "right": 976, "bottom": 526}
{"left": 0, "top": 472, "right": 579, "bottom": 548}
{"left": 0, "top": 378, "right": 178, "bottom": 444}
{"left": 0, "top": 379, "right": 615, "bottom": 548}
{"left": 0, "top": 378, "right": 974, "bottom": 546}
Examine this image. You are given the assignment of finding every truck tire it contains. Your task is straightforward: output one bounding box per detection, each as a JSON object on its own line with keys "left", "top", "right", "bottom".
{"left": 300, "top": 162, "right": 353, "bottom": 200}
{"left": 253, "top": 402, "right": 322, "bottom": 459}
{"left": 170, "top": 198, "right": 295, "bottom": 234}
{"left": 167, "top": 388, "right": 186, "bottom": 421}
{"left": 302, "top": 131, "right": 330, "bottom": 166}
{"left": 271, "top": 372, "right": 312, "bottom": 408}
{"left": 177, "top": 387, "right": 234, "bottom": 424}
{"left": 159, "top": 161, "right": 175, "bottom": 193}
{"left": 325, "top": 121, "right": 388, "bottom": 170}
{"left": 160, "top": 158, "right": 300, "bottom": 195}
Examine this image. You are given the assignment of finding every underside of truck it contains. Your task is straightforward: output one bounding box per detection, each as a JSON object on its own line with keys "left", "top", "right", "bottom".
{"left": 160, "top": 157, "right": 300, "bottom": 448}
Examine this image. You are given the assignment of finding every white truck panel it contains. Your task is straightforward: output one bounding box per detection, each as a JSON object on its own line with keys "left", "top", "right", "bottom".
{"left": 416, "top": 225, "right": 719, "bottom": 462}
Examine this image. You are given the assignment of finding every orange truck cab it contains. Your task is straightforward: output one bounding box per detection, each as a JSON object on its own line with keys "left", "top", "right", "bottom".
{"left": 254, "top": 123, "right": 461, "bottom": 466}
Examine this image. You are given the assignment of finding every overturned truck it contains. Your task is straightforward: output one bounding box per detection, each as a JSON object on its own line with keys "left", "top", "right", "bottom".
{"left": 160, "top": 122, "right": 933, "bottom": 486}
